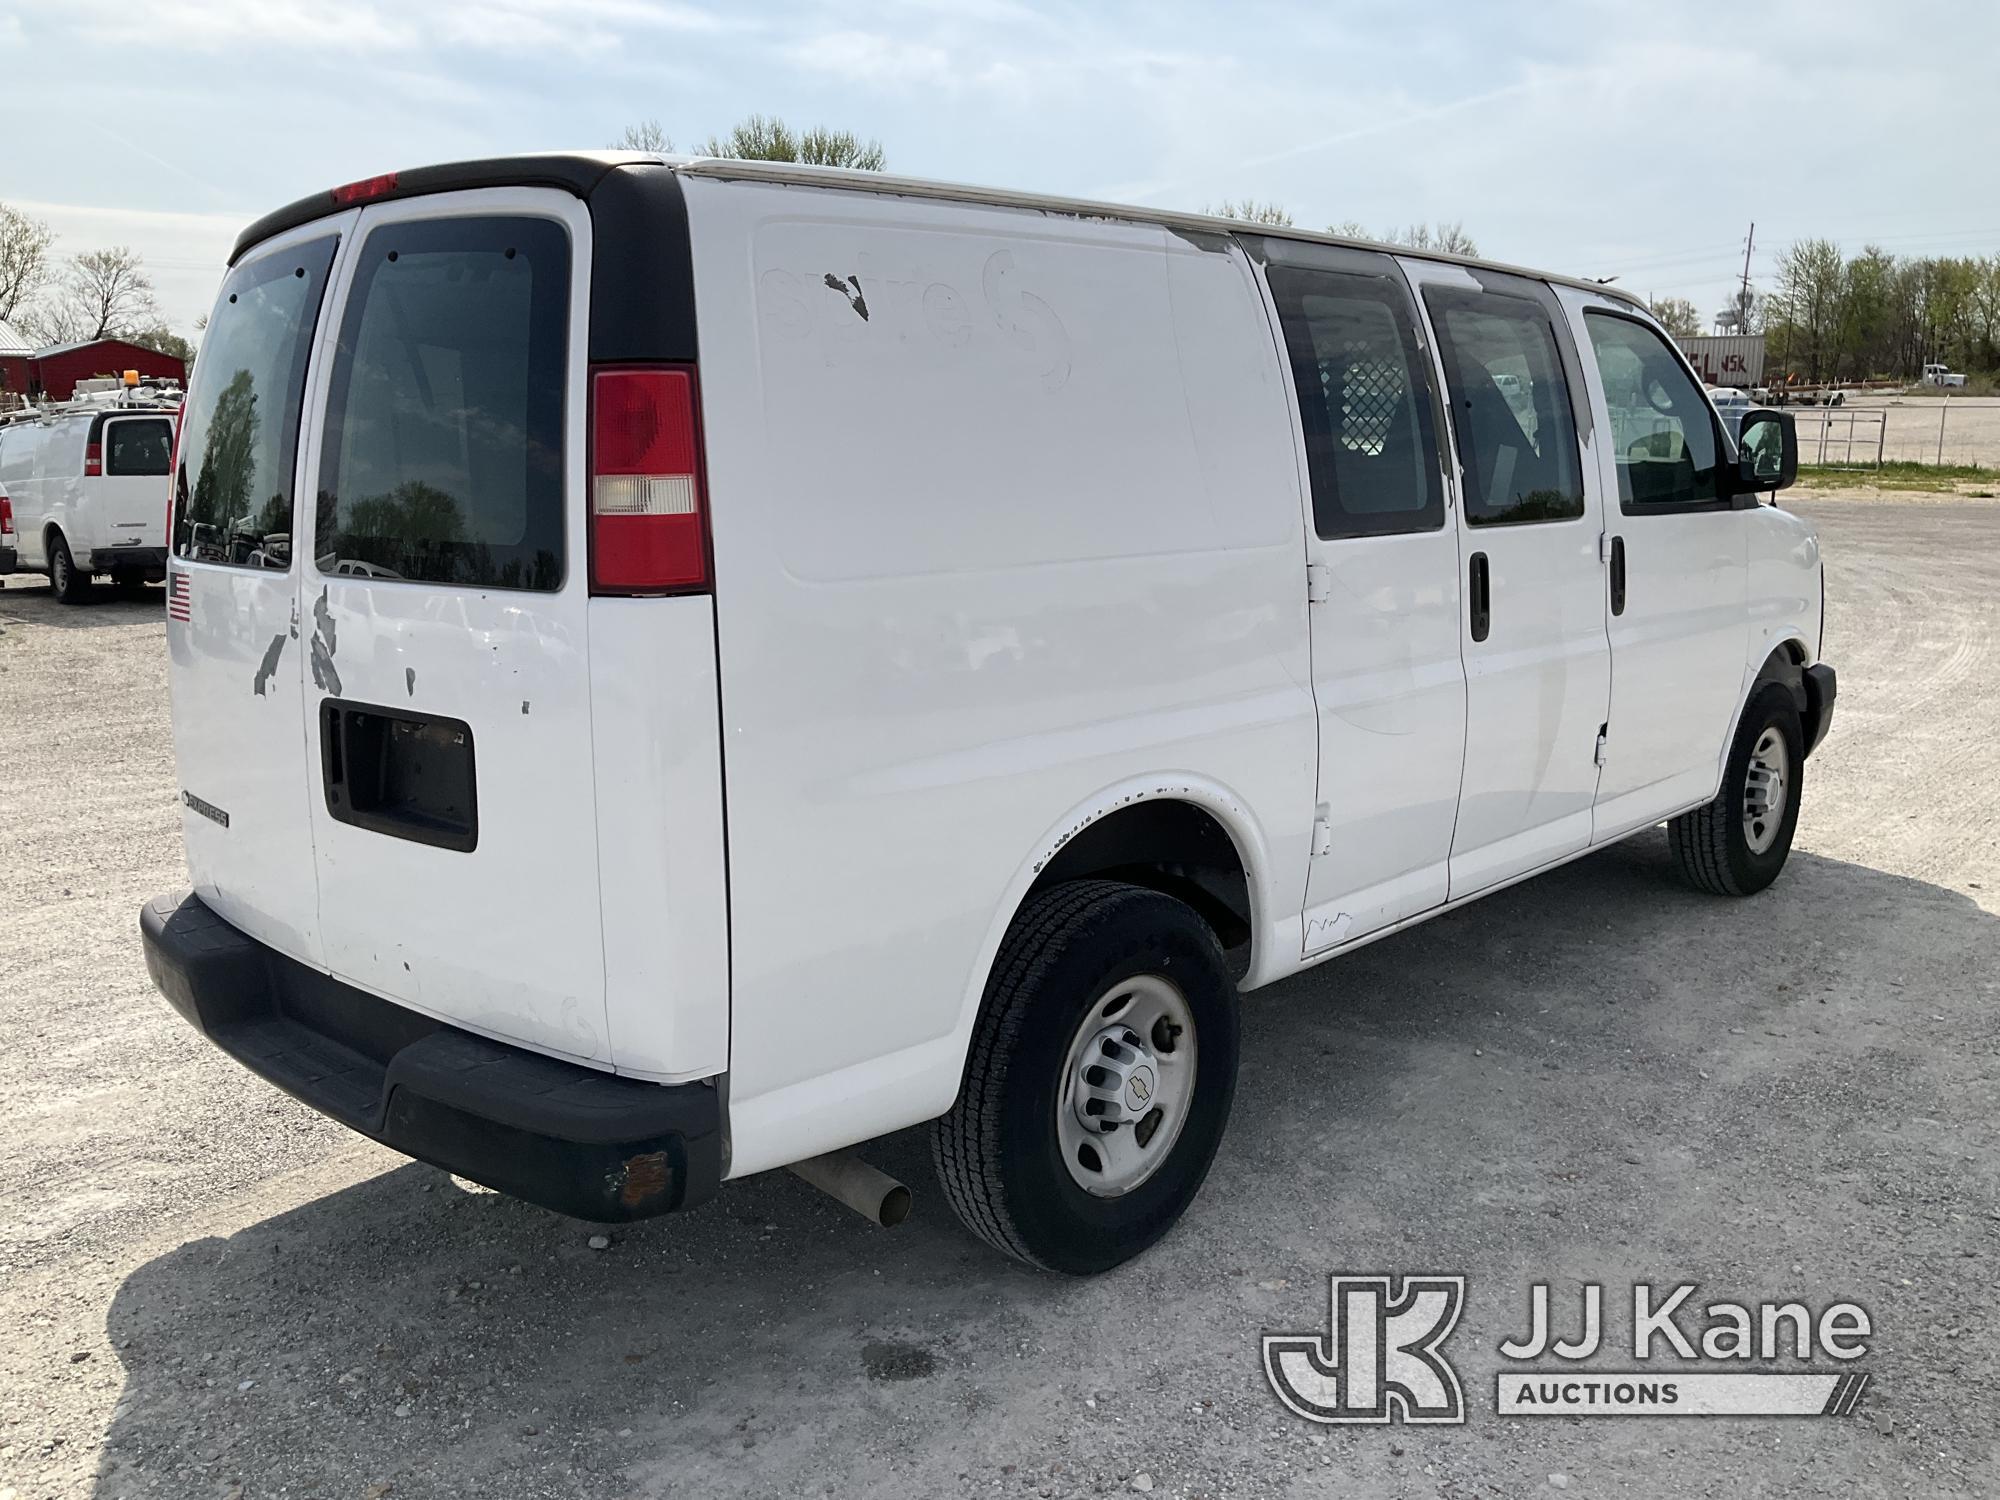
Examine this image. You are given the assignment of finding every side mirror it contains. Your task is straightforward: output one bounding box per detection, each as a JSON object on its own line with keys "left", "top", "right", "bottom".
{"left": 1732, "top": 408, "right": 1797, "bottom": 502}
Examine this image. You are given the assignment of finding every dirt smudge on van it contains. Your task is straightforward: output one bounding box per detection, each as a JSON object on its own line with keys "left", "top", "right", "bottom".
{"left": 251, "top": 633, "right": 288, "bottom": 697}
{"left": 405, "top": 667, "right": 416, "bottom": 697}
{"left": 309, "top": 586, "right": 342, "bottom": 696}
{"left": 823, "top": 273, "right": 869, "bottom": 321}
{"left": 1166, "top": 225, "right": 1235, "bottom": 256}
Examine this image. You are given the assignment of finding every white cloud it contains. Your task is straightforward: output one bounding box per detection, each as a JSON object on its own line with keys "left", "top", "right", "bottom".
{"left": 45, "top": 0, "right": 416, "bottom": 52}
{"left": 33, "top": 0, "right": 735, "bottom": 57}
{"left": 780, "top": 30, "right": 954, "bottom": 85}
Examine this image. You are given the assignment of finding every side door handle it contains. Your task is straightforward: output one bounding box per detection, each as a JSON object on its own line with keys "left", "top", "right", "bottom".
{"left": 1609, "top": 535, "right": 1627, "bottom": 616}
{"left": 1468, "top": 551, "right": 1490, "bottom": 642}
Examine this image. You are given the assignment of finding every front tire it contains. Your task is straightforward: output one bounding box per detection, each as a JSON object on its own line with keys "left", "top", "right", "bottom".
{"left": 48, "top": 532, "right": 91, "bottom": 604}
{"left": 932, "top": 880, "right": 1239, "bottom": 1274}
{"left": 1669, "top": 683, "right": 1804, "bottom": 896}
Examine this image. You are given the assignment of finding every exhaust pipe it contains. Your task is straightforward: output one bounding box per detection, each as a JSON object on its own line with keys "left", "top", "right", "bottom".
{"left": 788, "top": 1152, "right": 912, "bottom": 1228}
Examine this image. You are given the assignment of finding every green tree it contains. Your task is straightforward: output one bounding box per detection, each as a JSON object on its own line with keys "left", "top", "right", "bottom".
{"left": 1326, "top": 221, "right": 1480, "bottom": 256}
{"left": 23, "top": 245, "right": 158, "bottom": 345}
{"left": 1770, "top": 239, "right": 1844, "bottom": 382}
{"left": 128, "top": 323, "right": 196, "bottom": 365}
{"left": 1388, "top": 222, "right": 1478, "bottom": 256}
{"left": 613, "top": 119, "right": 672, "bottom": 152}
{"left": 699, "top": 115, "right": 885, "bottom": 170}
{"left": 0, "top": 202, "right": 55, "bottom": 323}
{"left": 1208, "top": 200, "right": 1294, "bottom": 226}
{"left": 1648, "top": 297, "right": 1703, "bottom": 337}
{"left": 192, "top": 370, "right": 259, "bottom": 529}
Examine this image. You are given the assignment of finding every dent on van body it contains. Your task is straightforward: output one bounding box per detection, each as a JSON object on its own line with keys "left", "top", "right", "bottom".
{"left": 1745, "top": 504, "right": 1822, "bottom": 665}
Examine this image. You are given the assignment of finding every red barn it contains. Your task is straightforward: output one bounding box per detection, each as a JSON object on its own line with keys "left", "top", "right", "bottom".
{"left": 25, "top": 337, "right": 187, "bottom": 401}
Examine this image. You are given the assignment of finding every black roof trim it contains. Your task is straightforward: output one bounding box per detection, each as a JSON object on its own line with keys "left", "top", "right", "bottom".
{"left": 229, "top": 152, "right": 657, "bottom": 264}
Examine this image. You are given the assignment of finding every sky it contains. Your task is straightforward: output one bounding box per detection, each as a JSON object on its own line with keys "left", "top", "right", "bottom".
{"left": 5, "top": 0, "right": 1998, "bottom": 337}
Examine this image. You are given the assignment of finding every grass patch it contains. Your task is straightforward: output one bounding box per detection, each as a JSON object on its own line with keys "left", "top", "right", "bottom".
{"left": 1797, "top": 461, "right": 1992, "bottom": 492}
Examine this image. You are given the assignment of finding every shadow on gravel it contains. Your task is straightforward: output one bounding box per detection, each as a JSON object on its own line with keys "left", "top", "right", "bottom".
{"left": 0, "top": 579, "right": 164, "bottom": 629}
{"left": 87, "top": 834, "right": 2000, "bottom": 1497}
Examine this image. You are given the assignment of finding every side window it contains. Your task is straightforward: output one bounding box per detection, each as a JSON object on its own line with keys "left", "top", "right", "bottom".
{"left": 1584, "top": 313, "right": 1721, "bottom": 510}
{"left": 315, "top": 216, "right": 569, "bottom": 592}
{"left": 106, "top": 418, "right": 173, "bottom": 477}
{"left": 174, "top": 235, "right": 339, "bottom": 568}
{"left": 1266, "top": 265, "right": 1444, "bottom": 539}
{"left": 1424, "top": 288, "right": 1584, "bottom": 525}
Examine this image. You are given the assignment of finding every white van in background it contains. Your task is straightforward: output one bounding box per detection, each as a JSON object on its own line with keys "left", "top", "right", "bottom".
{"left": 142, "top": 154, "right": 1834, "bottom": 1273}
{"left": 0, "top": 395, "right": 177, "bottom": 601}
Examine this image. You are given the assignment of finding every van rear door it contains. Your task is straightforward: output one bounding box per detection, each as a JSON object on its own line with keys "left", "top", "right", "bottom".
{"left": 98, "top": 413, "right": 175, "bottom": 550}
{"left": 295, "top": 188, "right": 612, "bottom": 1065}
{"left": 169, "top": 216, "right": 354, "bottom": 963}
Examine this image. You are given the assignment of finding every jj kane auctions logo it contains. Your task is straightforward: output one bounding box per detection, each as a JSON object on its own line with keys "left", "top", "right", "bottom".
{"left": 1265, "top": 1276, "right": 1873, "bottom": 1423}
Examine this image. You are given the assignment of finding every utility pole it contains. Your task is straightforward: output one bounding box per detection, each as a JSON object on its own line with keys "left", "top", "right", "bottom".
{"left": 1738, "top": 222, "right": 1755, "bottom": 328}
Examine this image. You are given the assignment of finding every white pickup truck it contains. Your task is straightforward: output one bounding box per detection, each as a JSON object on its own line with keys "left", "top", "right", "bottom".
{"left": 1921, "top": 363, "right": 1968, "bottom": 388}
{"left": 141, "top": 153, "right": 1835, "bottom": 1273}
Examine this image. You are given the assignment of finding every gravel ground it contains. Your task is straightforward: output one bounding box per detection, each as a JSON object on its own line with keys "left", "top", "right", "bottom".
{"left": 1, "top": 494, "right": 1996, "bottom": 1499}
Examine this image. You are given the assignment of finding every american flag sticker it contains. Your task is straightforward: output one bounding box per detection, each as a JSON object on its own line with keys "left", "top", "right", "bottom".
{"left": 167, "top": 571, "right": 192, "bottom": 623}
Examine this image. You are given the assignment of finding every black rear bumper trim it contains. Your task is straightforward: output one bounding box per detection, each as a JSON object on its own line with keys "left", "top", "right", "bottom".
{"left": 89, "top": 546, "right": 167, "bottom": 574}
{"left": 140, "top": 891, "right": 723, "bottom": 1221}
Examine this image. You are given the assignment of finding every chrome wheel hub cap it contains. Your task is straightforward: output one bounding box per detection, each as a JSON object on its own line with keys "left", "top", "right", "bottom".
{"left": 1057, "top": 974, "right": 1197, "bottom": 1198}
{"left": 1743, "top": 726, "right": 1790, "bottom": 855}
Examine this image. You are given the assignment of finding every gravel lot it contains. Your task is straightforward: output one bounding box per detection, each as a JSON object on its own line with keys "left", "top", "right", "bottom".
{"left": 2, "top": 494, "right": 1996, "bottom": 1499}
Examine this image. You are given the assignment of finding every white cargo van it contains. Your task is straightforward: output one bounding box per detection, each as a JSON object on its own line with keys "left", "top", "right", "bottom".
{"left": 0, "top": 398, "right": 176, "bottom": 600}
{"left": 142, "top": 154, "right": 1834, "bottom": 1272}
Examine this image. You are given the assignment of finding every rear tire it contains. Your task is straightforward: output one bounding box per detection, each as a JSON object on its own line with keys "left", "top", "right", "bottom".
{"left": 932, "top": 880, "right": 1239, "bottom": 1274}
{"left": 48, "top": 532, "right": 91, "bottom": 605}
{"left": 1669, "top": 683, "right": 1803, "bottom": 896}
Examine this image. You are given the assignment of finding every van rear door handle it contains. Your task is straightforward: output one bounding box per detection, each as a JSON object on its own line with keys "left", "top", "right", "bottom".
{"left": 1468, "top": 552, "right": 1490, "bottom": 642}
{"left": 1609, "top": 535, "right": 1627, "bottom": 616}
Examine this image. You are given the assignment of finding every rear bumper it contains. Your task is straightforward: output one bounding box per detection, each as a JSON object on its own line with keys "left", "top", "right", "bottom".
{"left": 139, "top": 891, "right": 724, "bottom": 1221}
{"left": 90, "top": 546, "right": 167, "bottom": 577}
{"left": 0, "top": 545, "right": 15, "bottom": 573}
{"left": 1803, "top": 663, "right": 1837, "bottom": 757}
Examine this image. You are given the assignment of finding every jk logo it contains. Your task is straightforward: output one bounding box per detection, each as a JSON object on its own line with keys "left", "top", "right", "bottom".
{"left": 1264, "top": 1275, "right": 1466, "bottom": 1424}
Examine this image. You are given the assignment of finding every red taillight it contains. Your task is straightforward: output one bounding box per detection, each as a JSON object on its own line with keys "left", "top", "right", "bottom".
{"left": 589, "top": 366, "right": 709, "bottom": 594}
{"left": 0, "top": 494, "right": 14, "bottom": 539}
{"left": 84, "top": 440, "right": 102, "bottom": 477}
{"left": 330, "top": 171, "right": 398, "bottom": 206}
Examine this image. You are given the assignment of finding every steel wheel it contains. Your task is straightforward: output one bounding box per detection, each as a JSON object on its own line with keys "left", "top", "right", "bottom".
{"left": 1742, "top": 725, "right": 1790, "bottom": 854}
{"left": 1056, "top": 973, "right": 1197, "bottom": 1198}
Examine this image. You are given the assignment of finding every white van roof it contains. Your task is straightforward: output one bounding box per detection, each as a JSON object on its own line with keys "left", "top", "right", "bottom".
{"left": 671, "top": 155, "right": 1652, "bottom": 310}
{"left": 229, "top": 150, "right": 1650, "bottom": 313}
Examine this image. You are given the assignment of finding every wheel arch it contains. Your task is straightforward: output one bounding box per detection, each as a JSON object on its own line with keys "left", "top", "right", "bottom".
{"left": 1715, "top": 637, "right": 1811, "bottom": 789}
{"left": 946, "top": 775, "right": 1273, "bottom": 1090}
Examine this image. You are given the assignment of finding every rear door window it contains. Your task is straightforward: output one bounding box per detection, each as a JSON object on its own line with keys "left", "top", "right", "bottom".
{"left": 314, "top": 216, "right": 569, "bottom": 591}
{"left": 1267, "top": 265, "right": 1445, "bottom": 539}
{"left": 174, "top": 236, "right": 339, "bottom": 568}
{"left": 106, "top": 418, "right": 173, "bottom": 476}
{"left": 1424, "top": 287, "right": 1585, "bottom": 525}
